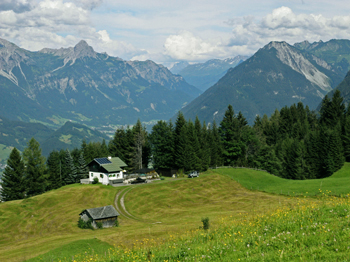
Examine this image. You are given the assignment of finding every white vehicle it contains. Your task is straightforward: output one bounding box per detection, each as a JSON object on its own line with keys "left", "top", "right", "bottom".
{"left": 188, "top": 171, "right": 199, "bottom": 178}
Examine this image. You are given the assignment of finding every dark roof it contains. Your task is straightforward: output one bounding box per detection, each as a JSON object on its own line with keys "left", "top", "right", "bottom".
{"left": 134, "top": 168, "right": 156, "bottom": 174}
{"left": 81, "top": 205, "right": 119, "bottom": 219}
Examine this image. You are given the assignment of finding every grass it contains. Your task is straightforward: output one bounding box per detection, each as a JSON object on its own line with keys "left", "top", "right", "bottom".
{"left": 1, "top": 164, "right": 350, "bottom": 261}
{"left": 214, "top": 162, "right": 350, "bottom": 196}
{"left": 58, "top": 194, "right": 350, "bottom": 261}
{"left": 25, "top": 239, "right": 113, "bottom": 262}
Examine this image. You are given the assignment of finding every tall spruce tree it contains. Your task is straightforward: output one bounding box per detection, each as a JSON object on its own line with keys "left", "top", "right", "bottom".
{"left": 0, "top": 148, "right": 26, "bottom": 201}
{"left": 173, "top": 112, "right": 187, "bottom": 170}
{"left": 149, "top": 120, "right": 174, "bottom": 170}
{"left": 64, "top": 149, "right": 77, "bottom": 184}
{"left": 208, "top": 121, "right": 223, "bottom": 167}
{"left": 77, "top": 152, "right": 88, "bottom": 180}
{"left": 23, "top": 138, "right": 46, "bottom": 197}
{"left": 47, "top": 150, "right": 63, "bottom": 190}
{"left": 219, "top": 105, "right": 245, "bottom": 165}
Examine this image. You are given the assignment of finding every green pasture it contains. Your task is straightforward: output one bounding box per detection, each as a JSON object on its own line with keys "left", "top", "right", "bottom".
{"left": 214, "top": 162, "right": 350, "bottom": 196}
{"left": 0, "top": 163, "right": 350, "bottom": 261}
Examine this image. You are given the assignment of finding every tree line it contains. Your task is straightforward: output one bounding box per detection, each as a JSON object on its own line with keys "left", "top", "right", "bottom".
{"left": 1, "top": 90, "right": 349, "bottom": 201}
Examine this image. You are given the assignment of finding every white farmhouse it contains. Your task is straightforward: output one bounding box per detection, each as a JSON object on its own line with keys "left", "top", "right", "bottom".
{"left": 87, "top": 157, "right": 127, "bottom": 185}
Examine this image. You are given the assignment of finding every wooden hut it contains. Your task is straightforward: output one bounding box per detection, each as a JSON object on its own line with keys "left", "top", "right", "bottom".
{"left": 79, "top": 205, "right": 119, "bottom": 229}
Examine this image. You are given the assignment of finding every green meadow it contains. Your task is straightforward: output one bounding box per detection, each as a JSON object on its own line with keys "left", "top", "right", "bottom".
{"left": 0, "top": 164, "right": 350, "bottom": 261}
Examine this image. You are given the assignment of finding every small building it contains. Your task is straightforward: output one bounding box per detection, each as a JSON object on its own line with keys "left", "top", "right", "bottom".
{"left": 87, "top": 157, "right": 127, "bottom": 185}
{"left": 79, "top": 205, "right": 119, "bottom": 229}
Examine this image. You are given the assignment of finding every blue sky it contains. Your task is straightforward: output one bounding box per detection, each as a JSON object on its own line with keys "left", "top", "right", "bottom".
{"left": 0, "top": 0, "right": 350, "bottom": 66}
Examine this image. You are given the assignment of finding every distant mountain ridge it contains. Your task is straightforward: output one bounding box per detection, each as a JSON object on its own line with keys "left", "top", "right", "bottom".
{"left": 0, "top": 38, "right": 200, "bottom": 128}
{"left": 178, "top": 41, "right": 344, "bottom": 124}
{"left": 294, "top": 39, "right": 350, "bottom": 76}
{"left": 177, "top": 56, "right": 249, "bottom": 91}
{"left": 0, "top": 117, "right": 109, "bottom": 164}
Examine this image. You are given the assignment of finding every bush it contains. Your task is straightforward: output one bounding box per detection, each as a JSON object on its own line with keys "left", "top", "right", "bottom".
{"left": 92, "top": 177, "right": 99, "bottom": 184}
{"left": 115, "top": 219, "right": 119, "bottom": 227}
{"left": 78, "top": 218, "right": 94, "bottom": 230}
{"left": 201, "top": 217, "right": 210, "bottom": 230}
{"left": 96, "top": 222, "right": 103, "bottom": 229}
{"left": 160, "top": 177, "right": 165, "bottom": 180}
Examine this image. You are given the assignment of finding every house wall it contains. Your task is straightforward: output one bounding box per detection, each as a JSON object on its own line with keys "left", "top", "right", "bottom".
{"left": 94, "top": 217, "right": 118, "bottom": 228}
{"left": 89, "top": 171, "right": 124, "bottom": 185}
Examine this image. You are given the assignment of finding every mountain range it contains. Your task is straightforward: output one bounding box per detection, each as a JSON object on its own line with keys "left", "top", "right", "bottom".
{"left": 178, "top": 40, "right": 348, "bottom": 124}
{"left": 175, "top": 56, "right": 249, "bottom": 91}
{"left": 0, "top": 38, "right": 200, "bottom": 128}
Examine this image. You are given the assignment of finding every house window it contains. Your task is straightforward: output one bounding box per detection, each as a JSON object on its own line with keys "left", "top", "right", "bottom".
{"left": 100, "top": 174, "right": 103, "bottom": 178}
{"left": 90, "top": 173, "right": 93, "bottom": 177}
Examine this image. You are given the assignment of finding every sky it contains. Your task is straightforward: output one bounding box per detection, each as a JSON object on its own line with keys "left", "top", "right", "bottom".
{"left": 1, "top": 0, "right": 350, "bottom": 66}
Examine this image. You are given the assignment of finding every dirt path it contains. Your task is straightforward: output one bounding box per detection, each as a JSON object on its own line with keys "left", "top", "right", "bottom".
{"left": 114, "top": 187, "right": 142, "bottom": 221}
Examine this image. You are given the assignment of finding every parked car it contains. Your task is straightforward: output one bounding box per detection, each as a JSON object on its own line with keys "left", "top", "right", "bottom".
{"left": 131, "top": 177, "right": 147, "bottom": 184}
{"left": 188, "top": 171, "right": 199, "bottom": 178}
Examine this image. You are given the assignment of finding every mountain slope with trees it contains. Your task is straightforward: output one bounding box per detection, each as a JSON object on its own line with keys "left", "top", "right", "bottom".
{"left": 178, "top": 41, "right": 344, "bottom": 125}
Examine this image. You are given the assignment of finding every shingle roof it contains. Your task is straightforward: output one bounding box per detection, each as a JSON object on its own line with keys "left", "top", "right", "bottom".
{"left": 103, "top": 157, "right": 127, "bottom": 173}
{"left": 90, "top": 157, "right": 127, "bottom": 173}
{"left": 83, "top": 205, "right": 119, "bottom": 219}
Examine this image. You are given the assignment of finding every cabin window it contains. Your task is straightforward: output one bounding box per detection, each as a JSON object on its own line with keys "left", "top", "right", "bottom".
{"left": 100, "top": 174, "right": 103, "bottom": 178}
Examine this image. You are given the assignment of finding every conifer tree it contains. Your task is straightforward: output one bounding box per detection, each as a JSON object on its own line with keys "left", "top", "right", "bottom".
{"left": 208, "top": 121, "right": 223, "bottom": 167}
{"left": 47, "top": 150, "right": 63, "bottom": 190}
{"left": 64, "top": 149, "right": 77, "bottom": 184}
{"left": 0, "top": 148, "right": 26, "bottom": 201}
{"left": 132, "top": 119, "right": 148, "bottom": 170}
{"left": 219, "top": 105, "right": 240, "bottom": 165}
{"left": 23, "top": 138, "right": 46, "bottom": 197}
{"left": 173, "top": 112, "right": 187, "bottom": 169}
{"left": 77, "top": 152, "right": 88, "bottom": 180}
{"left": 149, "top": 120, "right": 174, "bottom": 169}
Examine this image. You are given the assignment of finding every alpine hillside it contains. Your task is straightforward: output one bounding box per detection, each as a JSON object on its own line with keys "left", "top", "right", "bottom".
{"left": 178, "top": 41, "right": 344, "bottom": 124}
{"left": 0, "top": 38, "right": 200, "bottom": 128}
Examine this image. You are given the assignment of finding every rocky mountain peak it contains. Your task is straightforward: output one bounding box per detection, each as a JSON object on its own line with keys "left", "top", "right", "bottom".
{"left": 265, "top": 41, "right": 332, "bottom": 92}
{"left": 73, "top": 40, "right": 96, "bottom": 59}
{"left": 0, "top": 38, "right": 29, "bottom": 84}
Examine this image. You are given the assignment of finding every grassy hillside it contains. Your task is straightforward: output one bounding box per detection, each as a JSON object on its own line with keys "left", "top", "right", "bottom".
{"left": 215, "top": 162, "right": 350, "bottom": 196}
{"left": 1, "top": 164, "right": 350, "bottom": 261}
{"left": 0, "top": 174, "right": 287, "bottom": 261}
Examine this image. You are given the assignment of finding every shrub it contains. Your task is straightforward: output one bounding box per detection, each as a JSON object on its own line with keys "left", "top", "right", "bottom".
{"left": 114, "top": 219, "right": 119, "bottom": 227}
{"left": 96, "top": 222, "right": 103, "bottom": 229}
{"left": 92, "top": 177, "right": 99, "bottom": 184}
{"left": 78, "top": 218, "right": 94, "bottom": 230}
{"left": 160, "top": 177, "right": 165, "bottom": 180}
{"left": 201, "top": 217, "right": 210, "bottom": 230}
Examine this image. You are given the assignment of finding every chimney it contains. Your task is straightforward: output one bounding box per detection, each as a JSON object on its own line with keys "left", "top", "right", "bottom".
{"left": 108, "top": 156, "right": 112, "bottom": 160}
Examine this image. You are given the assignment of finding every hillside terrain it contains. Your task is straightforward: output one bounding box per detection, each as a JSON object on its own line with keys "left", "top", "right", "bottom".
{"left": 178, "top": 41, "right": 344, "bottom": 124}
{"left": 1, "top": 164, "right": 350, "bottom": 261}
{"left": 177, "top": 56, "right": 248, "bottom": 91}
{"left": 0, "top": 38, "right": 200, "bottom": 128}
{"left": 320, "top": 70, "right": 350, "bottom": 109}
{"left": 0, "top": 117, "right": 108, "bottom": 166}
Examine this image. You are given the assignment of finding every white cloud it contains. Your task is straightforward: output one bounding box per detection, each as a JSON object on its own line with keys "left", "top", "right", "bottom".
{"left": 227, "top": 7, "right": 350, "bottom": 49}
{"left": 1, "top": 1, "right": 350, "bottom": 63}
{"left": 0, "top": 0, "right": 145, "bottom": 60}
